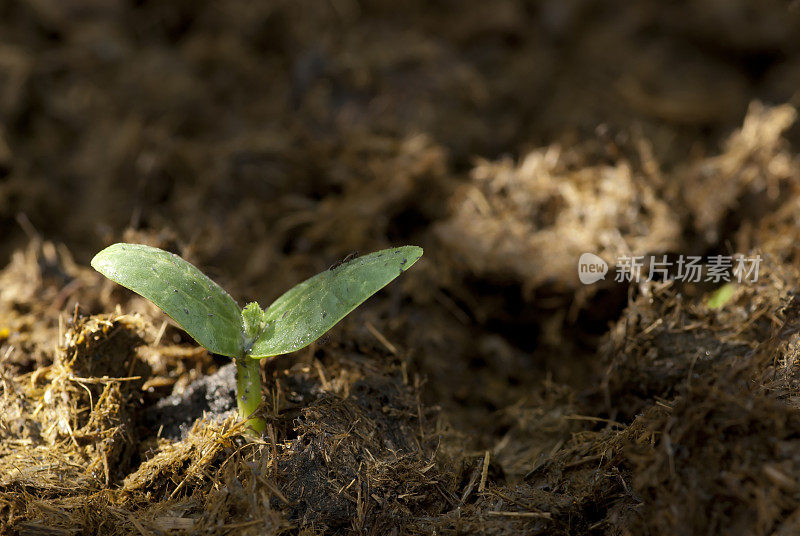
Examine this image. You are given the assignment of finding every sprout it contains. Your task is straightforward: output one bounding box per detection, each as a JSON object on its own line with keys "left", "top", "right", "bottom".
{"left": 91, "top": 243, "right": 423, "bottom": 434}
{"left": 707, "top": 282, "right": 736, "bottom": 309}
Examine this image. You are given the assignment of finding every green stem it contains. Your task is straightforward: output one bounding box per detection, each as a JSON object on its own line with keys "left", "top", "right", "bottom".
{"left": 236, "top": 355, "right": 266, "bottom": 435}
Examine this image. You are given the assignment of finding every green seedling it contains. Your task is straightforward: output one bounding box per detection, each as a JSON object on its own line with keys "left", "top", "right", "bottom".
{"left": 91, "top": 243, "right": 422, "bottom": 434}
{"left": 707, "top": 282, "right": 736, "bottom": 309}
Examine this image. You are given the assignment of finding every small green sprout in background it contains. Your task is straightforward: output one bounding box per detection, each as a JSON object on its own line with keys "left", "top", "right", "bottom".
{"left": 91, "top": 243, "right": 423, "bottom": 434}
{"left": 707, "top": 282, "right": 737, "bottom": 309}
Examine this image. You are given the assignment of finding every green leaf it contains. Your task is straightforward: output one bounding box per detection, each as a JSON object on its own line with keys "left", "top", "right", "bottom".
{"left": 707, "top": 282, "right": 737, "bottom": 309}
{"left": 248, "top": 246, "right": 423, "bottom": 358}
{"left": 241, "top": 301, "right": 267, "bottom": 346}
{"left": 91, "top": 243, "right": 244, "bottom": 357}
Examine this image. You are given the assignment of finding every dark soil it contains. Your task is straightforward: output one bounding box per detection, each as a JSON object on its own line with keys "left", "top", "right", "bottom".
{"left": 145, "top": 362, "right": 237, "bottom": 440}
{"left": 2, "top": 1, "right": 800, "bottom": 535}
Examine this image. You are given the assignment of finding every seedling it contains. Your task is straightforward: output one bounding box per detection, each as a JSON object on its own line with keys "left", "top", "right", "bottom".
{"left": 707, "top": 282, "right": 736, "bottom": 309}
{"left": 91, "top": 243, "right": 422, "bottom": 434}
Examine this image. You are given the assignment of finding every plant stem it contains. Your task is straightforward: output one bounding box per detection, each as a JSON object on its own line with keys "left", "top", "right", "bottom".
{"left": 235, "top": 355, "right": 266, "bottom": 435}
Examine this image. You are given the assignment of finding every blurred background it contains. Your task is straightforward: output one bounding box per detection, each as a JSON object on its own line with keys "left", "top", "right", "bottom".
{"left": 2, "top": 0, "right": 799, "bottom": 264}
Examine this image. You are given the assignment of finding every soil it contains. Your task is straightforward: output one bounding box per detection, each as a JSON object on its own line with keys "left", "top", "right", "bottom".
{"left": 2, "top": 1, "right": 800, "bottom": 535}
